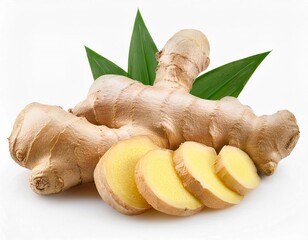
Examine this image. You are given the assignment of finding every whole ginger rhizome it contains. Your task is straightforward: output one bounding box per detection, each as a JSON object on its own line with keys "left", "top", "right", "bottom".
{"left": 9, "top": 29, "right": 299, "bottom": 216}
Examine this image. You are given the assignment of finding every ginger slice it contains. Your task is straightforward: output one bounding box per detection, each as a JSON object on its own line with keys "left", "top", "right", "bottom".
{"left": 173, "top": 141, "right": 243, "bottom": 209}
{"left": 94, "top": 136, "right": 159, "bottom": 215}
{"left": 135, "top": 149, "right": 203, "bottom": 216}
{"left": 216, "top": 145, "right": 260, "bottom": 195}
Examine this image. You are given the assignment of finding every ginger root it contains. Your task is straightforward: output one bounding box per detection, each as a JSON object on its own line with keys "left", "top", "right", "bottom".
{"left": 216, "top": 145, "right": 260, "bottom": 195}
{"left": 135, "top": 149, "right": 203, "bottom": 216}
{"left": 94, "top": 136, "right": 158, "bottom": 215}
{"left": 8, "top": 103, "right": 133, "bottom": 194}
{"left": 72, "top": 74, "right": 299, "bottom": 175}
{"left": 9, "top": 29, "right": 299, "bottom": 195}
{"left": 72, "top": 30, "right": 299, "bottom": 176}
{"left": 174, "top": 141, "right": 243, "bottom": 208}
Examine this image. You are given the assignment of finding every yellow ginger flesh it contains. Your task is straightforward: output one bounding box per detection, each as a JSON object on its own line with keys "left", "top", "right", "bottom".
{"left": 136, "top": 149, "right": 202, "bottom": 212}
{"left": 216, "top": 145, "right": 260, "bottom": 195}
{"left": 95, "top": 136, "right": 159, "bottom": 214}
{"left": 175, "top": 142, "right": 242, "bottom": 206}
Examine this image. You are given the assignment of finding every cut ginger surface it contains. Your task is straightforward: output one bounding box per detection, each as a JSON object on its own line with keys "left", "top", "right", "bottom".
{"left": 135, "top": 149, "right": 203, "bottom": 216}
{"left": 94, "top": 136, "right": 159, "bottom": 215}
{"left": 173, "top": 142, "right": 243, "bottom": 209}
{"left": 216, "top": 145, "right": 260, "bottom": 195}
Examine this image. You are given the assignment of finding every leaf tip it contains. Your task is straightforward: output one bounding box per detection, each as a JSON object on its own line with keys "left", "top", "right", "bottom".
{"left": 135, "top": 8, "right": 144, "bottom": 23}
{"left": 260, "top": 50, "right": 272, "bottom": 58}
{"left": 137, "top": 8, "right": 142, "bottom": 16}
{"left": 84, "top": 46, "right": 94, "bottom": 55}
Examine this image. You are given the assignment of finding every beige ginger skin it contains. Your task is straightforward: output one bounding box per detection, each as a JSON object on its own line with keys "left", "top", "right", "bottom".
{"left": 9, "top": 29, "right": 299, "bottom": 195}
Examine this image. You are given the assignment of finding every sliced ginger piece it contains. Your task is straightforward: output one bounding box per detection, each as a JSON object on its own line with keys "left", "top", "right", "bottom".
{"left": 135, "top": 149, "right": 203, "bottom": 216}
{"left": 216, "top": 145, "right": 260, "bottom": 195}
{"left": 94, "top": 136, "right": 159, "bottom": 215}
{"left": 173, "top": 141, "right": 243, "bottom": 209}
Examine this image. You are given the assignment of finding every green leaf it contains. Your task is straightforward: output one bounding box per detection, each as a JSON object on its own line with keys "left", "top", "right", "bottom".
{"left": 190, "top": 51, "right": 271, "bottom": 100}
{"left": 85, "top": 46, "right": 127, "bottom": 80}
{"left": 128, "top": 10, "right": 158, "bottom": 85}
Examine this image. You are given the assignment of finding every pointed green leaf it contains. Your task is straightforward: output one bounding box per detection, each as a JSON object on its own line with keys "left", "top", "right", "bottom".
{"left": 128, "top": 10, "right": 158, "bottom": 85}
{"left": 190, "top": 51, "right": 271, "bottom": 100}
{"left": 85, "top": 46, "right": 127, "bottom": 80}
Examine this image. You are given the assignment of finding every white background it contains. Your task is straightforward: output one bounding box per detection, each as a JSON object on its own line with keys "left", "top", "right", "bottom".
{"left": 0, "top": 0, "right": 307, "bottom": 239}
